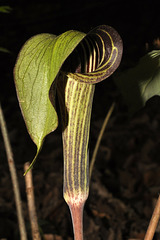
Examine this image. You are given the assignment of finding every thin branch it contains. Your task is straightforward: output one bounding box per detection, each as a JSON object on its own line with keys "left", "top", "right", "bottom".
{"left": 144, "top": 195, "right": 160, "bottom": 240}
{"left": 89, "top": 102, "right": 115, "bottom": 178}
{"left": 24, "top": 162, "right": 41, "bottom": 240}
{"left": 0, "top": 102, "right": 27, "bottom": 240}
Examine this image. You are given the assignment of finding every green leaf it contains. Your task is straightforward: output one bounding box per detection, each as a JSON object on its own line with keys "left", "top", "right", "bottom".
{"left": 14, "top": 31, "right": 86, "bottom": 174}
{"left": 115, "top": 50, "right": 160, "bottom": 114}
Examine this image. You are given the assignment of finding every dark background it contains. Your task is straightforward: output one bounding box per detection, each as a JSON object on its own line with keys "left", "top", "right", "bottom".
{"left": 0, "top": 0, "right": 159, "bottom": 99}
{"left": 0, "top": 0, "right": 160, "bottom": 239}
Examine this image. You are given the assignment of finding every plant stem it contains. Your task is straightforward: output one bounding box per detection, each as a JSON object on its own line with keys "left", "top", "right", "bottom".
{"left": 144, "top": 195, "right": 160, "bottom": 240}
{"left": 69, "top": 203, "right": 84, "bottom": 240}
{"left": 90, "top": 102, "right": 115, "bottom": 178}
{"left": 0, "top": 103, "right": 27, "bottom": 240}
{"left": 58, "top": 75, "right": 94, "bottom": 240}
{"left": 24, "top": 162, "right": 41, "bottom": 240}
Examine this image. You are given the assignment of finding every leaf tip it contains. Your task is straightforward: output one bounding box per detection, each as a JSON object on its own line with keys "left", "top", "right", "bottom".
{"left": 23, "top": 145, "right": 41, "bottom": 176}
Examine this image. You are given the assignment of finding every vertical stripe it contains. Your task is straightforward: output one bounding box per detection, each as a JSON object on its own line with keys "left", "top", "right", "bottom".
{"left": 57, "top": 25, "right": 122, "bottom": 205}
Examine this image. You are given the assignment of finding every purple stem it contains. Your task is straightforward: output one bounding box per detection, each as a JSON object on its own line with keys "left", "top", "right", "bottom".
{"left": 69, "top": 201, "right": 85, "bottom": 240}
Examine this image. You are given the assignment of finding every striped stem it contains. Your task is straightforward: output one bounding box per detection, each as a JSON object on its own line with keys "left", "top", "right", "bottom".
{"left": 58, "top": 75, "right": 94, "bottom": 199}
{"left": 57, "top": 74, "right": 94, "bottom": 240}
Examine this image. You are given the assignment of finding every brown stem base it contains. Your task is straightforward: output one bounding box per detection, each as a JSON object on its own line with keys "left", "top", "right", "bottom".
{"left": 69, "top": 202, "right": 84, "bottom": 240}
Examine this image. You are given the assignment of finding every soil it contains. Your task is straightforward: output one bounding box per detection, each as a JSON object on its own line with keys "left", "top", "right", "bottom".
{"left": 0, "top": 1, "right": 160, "bottom": 239}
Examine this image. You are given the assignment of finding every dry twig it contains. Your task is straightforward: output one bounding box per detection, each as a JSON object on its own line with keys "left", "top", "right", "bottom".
{"left": 0, "top": 103, "right": 27, "bottom": 240}
{"left": 144, "top": 195, "right": 160, "bottom": 240}
{"left": 90, "top": 102, "right": 115, "bottom": 178}
{"left": 24, "top": 162, "right": 41, "bottom": 240}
